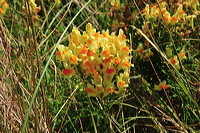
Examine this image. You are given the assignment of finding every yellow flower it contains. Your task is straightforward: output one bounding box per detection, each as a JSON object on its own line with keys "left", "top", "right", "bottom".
{"left": 174, "top": 5, "right": 185, "bottom": 19}
{"left": 169, "top": 56, "right": 179, "bottom": 65}
{"left": 135, "top": 43, "right": 145, "bottom": 59}
{"left": 154, "top": 80, "right": 169, "bottom": 91}
{"left": 109, "top": 44, "right": 117, "bottom": 55}
{"left": 95, "top": 85, "right": 104, "bottom": 94}
{"left": 100, "top": 29, "right": 112, "bottom": 43}
{"left": 109, "top": 0, "right": 120, "bottom": 8}
{"left": 86, "top": 23, "right": 97, "bottom": 37}
{"left": 56, "top": 44, "right": 70, "bottom": 61}
{"left": 171, "top": 15, "right": 179, "bottom": 25}
{"left": 143, "top": 49, "right": 154, "bottom": 60}
{"left": 122, "top": 70, "right": 130, "bottom": 83}
{"left": 118, "top": 58, "right": 132, "bottom": 70}
{"left": 190, "top": 0, "right": 199, "bottom": 10}
{"left": 82, "top": 31, "right": 89, "bottom": 44}
{"left": 103, "top": 66, "right": 116, "bottom": 87}
{"left": 178, "top": 49, "right": 186, "bottom": 60}
{"left": 113, "top": 57, "right": 121, "bottom": 65}
{"left": 69, "top": 55, "right": 80, "bottom": 65}
{"left": 150, "top": 4, "right": 159, "bottom": 18}
{"left": 0, "top": 0, "right": 9, "bottom": 16}
{"left": 103, "top": 82, "right": 115, "bottom": 98}
{"left": 82, "top": 59, "right": 93, "bottom": 70}
{"left": 186, "top": 15, "right": 196, "bottom": 29}
{"left": 85, "top": 83, "right": 97, "bottom": 97}
{"left": 169, "top": 56, "right": 180, "bottom": 69}
{"left": 101, "top": 49, "right": 111, "bottom": 58}
{"left": 69, "top": 27, "right": 82, "bottom": 45}
{"left": 119, "top": 46, "right": 130, "bottom": 58}
{"left": 143, "top": 4, "right": 150, "bottom": 20}
{"left": 22, "top": 0, "right": 41, "bottom": 19}
{"left": 93, "top": 72, "right": 103, "bottom": 85}
{"left": 117, "top": 73, "right": 128, "bottom": 91}
{"left": 166, "top": 47, "right": 173, "bottom": 58}
{"left": 163, "top": 11, "right": 171, "bottom": 25}
{"left": 118, "top": 29, "right": 127, "bottom": 42}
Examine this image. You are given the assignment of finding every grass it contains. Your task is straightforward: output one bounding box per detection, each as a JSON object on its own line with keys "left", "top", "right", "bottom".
{"left": 0, "top": 0, "right": 199, "bottom": 132}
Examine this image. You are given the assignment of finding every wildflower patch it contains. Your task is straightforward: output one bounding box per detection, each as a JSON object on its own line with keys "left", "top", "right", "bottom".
{"left": 56, "top": 23, "right": 133, "bottom": 99}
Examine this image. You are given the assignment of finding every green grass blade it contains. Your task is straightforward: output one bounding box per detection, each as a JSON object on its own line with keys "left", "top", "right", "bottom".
{"left": 21, "top": 0, "right": 91, "bottom": 132}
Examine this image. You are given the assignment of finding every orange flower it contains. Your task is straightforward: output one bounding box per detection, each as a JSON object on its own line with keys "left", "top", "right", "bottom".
{"left": 118, "top": 81, "right": 125, "bottom": 86}
{"left": 121, "top": 34, "right": 126, "bottom": 40}
{"left": 85, "top": 84, "right": 97, "bottom": 97}
{"left": 171, "top": 16, "right": 178, "bottom": 22}
{"left": 123, "top": 61, "right": 132, "bottom": 68}
{"left": 87, "top": 40, "right": 92, "bottom": 45}
{"left": 118, "top": 59, "right": 132, "bottom": 70}
{"left": 170, "top": 56, "right": 178, "bottom": 65}
{"left": 102, "top": 50, "right": 111, "bottom": 57}
{"left": 179, "top": 10, "right": 185, "bottom": 15}
{"left": 122, "top": 46, "right": 129, "bottom": 52}
{"left": 113, "top": 57, "right": 121, "bottom": 65}
{"left": 87, "top": 51, "right": 95, "bottom": 56}
{"left": 56, "top": 51, "right": 62, "bottom": 56}
{"left": 0, "top": 8, "right": 3, "bottom": 14}
{"left": 106, "top": 88, "right": 115, "bottom": 93}
{"left": 56, "top": 50, "right": 67, "bottom": 61}
{"left": 178, "top": 49, "right": 186, "bottom": 60}
{"left": 117, "top": 79, "right": 127, "bottom": 91}
{"left": 93, "top": 32, "right": 99, "bottom": 38}
{"left": 102, "top": 33, "right": 107, "bottom": 38}
{"left": 80, "top": 46, "right": 88, "bottom": 55}
{"left": 69, "top": 55, "right": 79, "bottom": 65}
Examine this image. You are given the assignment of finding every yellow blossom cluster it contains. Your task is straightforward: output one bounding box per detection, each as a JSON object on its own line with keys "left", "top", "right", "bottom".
{"left": 56, "top": 23, "right": 133, "bottom": 98}
{"left": 0, "top": 0, "right": 9, "bottom": 16}
{"left": 166, "top": 47, "right": 186, "bottom": 69}
{"left": 22, "top": 0, "right": 41, "bottom": 20}
{"left": 142, "top": 1, "right": 199, "bottom": 26}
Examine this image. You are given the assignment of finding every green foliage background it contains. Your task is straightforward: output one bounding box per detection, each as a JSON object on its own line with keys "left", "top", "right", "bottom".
{"left": 0, "top": 0, "right": 199, "bottom": 132}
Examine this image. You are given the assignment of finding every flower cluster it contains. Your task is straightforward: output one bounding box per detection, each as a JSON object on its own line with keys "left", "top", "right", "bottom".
{"left": 142, "top": 1, "right": 199, "bottom": 26}
{"left": 0, "top": 0, "right": 9, "bottom": 16}
{"left": 166, "top": 47, "right": 186, "bottom": 69}
{"left": 56, "top": 23, "right": 132, "bottom": 98}
{"left": 22, "top": 0, "right": 41, "bottom": 20}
